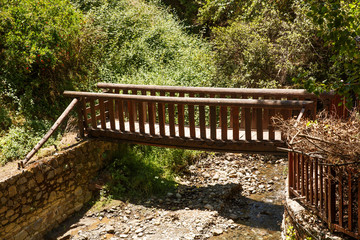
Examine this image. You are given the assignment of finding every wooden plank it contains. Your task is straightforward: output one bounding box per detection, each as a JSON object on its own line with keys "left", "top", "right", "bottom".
{"left": 138, "top": 100, "right": 145, "bottom": 134}
{"left": 315, "top": 159, "right": 318, "bottom": 207}
{"left": 128, "top": 99, "right": 135, "bottom": 132}
{"left": 114, "top": 89, "right": 119, "bottom": 119}
{"left": 256, "top": 108, "right": 263, "bottom": 140}
{"left": 178, "top": 92, "right": 185, "bottom": 138}
{"left": 232, "top": 106, "right": 239, "bottom": 141}
{"left": 305, "top": 156, "right": 309, "bottom": 202}
{"left": 268, "top": 109, "right": 275, "bottom": 141}
{"left": 97, "top": 82, "right": 320, "bottom": 99}
{"left": 348, "top": 172, "right": 353, "bottom": 231}
{"left": 108, "top": 99, "right": 116, "bottom": 130}
{"left": 22, "top": 98, "right": 79, "bottom": 166}
{"left": 288, "top": 152, "right": 295, "bottom": 198}
{"left": 339, "top": 174, "right": 343, "bottom": 227}
{"left": 148, "top": 101, "right": 155, "bottom": 135}
{"left": 245, "top": 108, "right": 251, "bottom": 141}
{"left": 328, "top": 167, "right": 336, "bottom": 226}
{"left": 297, "top": 153, "right": 301, "bottom": 191}
{"left": 117, "top": 99, "right": 125, "bottom": 132}
{"left": 141, "top": 90, "right": 147, "bottom": 122}
{"left": 64, "top": 91, "right": 313, "bottom": 109}
{"left": 263, "top": 96, "right": 269, "bottom": 128}
{"left": 220, "top": 105, "right": 227, "bottom": 140}
{"left": 199, "top": 93, "right": 206, "bottom": 139}
{"left": 99, "top": 98, "right": 106, "bottom": 129}
{"left": 320, "top": 164, "right": 324, "bottom": 212}
{"left": 169, "top": 92, "right": 176, "bottom": 137}
{"left": 358, "top": 179, "right": 360, "bottom": 233}
{"left": 158, "top": 102, "right": 165, "bottom": 136}
{"left": 301, "top": 154, "right": 305, "bottom": 196}
{"left": 189, "top": 93, "right": 196, "bottom": 138}
{"left": 123, "top": 89, "right": 129, "bottom": 120}
{"left": 310, "top": 159, "right": 314, "bottom": 205}
{"left": 294, "top": 152, "right": 298, "bottom": 191}
{"left": 210, "top": 105, "right": 217, "bottom": 140}
{"left": 132, "top": 90, "right": 138, "bottom": 124}
{"left": 90, "top": 99, "right": 97, "bottom": 128}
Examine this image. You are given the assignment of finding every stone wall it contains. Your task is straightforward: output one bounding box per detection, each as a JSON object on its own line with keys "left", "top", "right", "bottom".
{"left": 0, "top": 140, "right": 120, "bottom": 240}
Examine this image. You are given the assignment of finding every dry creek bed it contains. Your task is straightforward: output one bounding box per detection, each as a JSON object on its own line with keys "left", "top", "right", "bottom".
{"left": 47, "top": 152, "right": 287, "bottom": 240}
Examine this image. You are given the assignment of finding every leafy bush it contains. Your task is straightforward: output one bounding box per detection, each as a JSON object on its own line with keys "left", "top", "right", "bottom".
{"left": 211, "top": 2, "right": 316, "bottom": 88}
{"left": 0, "top": 120, "right": 61, "bottom": 165}
{"left": 103, "top": 144, "right": 197, "bottom": 199}
{"left": 0, "top": 0, "right": 96, "bottom": 117}
{"left": 0, "top": 107, "right": 11, "bottom": 131}
{"left": 78, "top": 0, "right": 215, "bottom": 87}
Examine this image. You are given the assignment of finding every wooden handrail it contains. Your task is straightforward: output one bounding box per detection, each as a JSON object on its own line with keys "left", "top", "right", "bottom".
{"left": 20, "top": 98, "right": 79, "bottom": 168}
{"left": 97, "top": 82, "right": 335, "bottom": 98}
{"left": 63, "top": 91, "right": 313, "bottom": 109}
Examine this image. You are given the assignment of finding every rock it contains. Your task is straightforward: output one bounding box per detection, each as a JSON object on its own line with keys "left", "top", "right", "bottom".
{"left": 213, "top": 173, "right": 219, "bottom": 180}
{"left": 106, "top": 225, "right": 115, "bottom": 233}
{"left": 211, "top": 228, "right": 224, "bottom": 236}
{"left": 204, "top": 204, "right": 214, "bottom": 210}
{"left": 176, "top": 193, "right": 182, "bottom": 199}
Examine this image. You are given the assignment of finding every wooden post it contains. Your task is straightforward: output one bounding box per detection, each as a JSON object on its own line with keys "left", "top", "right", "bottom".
{"left": 288, "top": 152, "right": 295, "bottom": 198}
{"left": 22, "top": 98, "right": 79, "bottom": 166}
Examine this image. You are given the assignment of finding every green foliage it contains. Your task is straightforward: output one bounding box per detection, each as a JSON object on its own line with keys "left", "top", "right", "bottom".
{"left": 296, "top": 1, "right": 360, "bottom": 106}
{"left": 103, "top": 144, "right": 197, "bottom": 199}
{"left": 211, "top": 2, "right": 315, "bottom": 88}
{"left": 0, "top": 0, "right": 95, "bottom": 117}
{"left": 0, "top": 120, "right": 61, "bottom": 165}
{"left": 0, "top": 107, "right": 11, "bottom": 131}
{"left": 79, "top": 0, "right": 215, "bottom": 87}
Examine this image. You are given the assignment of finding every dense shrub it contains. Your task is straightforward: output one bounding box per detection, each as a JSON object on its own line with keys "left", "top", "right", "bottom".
{"left": 76, "top": 0, "right": 215, "bottom": 87}
{"left": 211, "top": 2, "right": 316, "bottom": 88}
{"left": 0, "top": 0, "right": 96, "bottom": 117}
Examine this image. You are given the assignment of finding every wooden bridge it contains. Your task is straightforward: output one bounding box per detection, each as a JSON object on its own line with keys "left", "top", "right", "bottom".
{"left": 21, "top": 83, "right": 338, "bottom": 167}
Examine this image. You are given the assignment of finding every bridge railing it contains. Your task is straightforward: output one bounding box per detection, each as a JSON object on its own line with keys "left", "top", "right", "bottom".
{"left": 288, "top": 152, "right": 360, "bottom": 239}
{"left": 63, "top": 91, "right": 313, "bottom": 149}
{"left": 97, "top": 83, "right": 321, "bottom": 126}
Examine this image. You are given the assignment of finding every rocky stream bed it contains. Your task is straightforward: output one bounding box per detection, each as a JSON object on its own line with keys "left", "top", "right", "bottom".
{"left": 47, "top": 152, "right": 287, "bottom": 240}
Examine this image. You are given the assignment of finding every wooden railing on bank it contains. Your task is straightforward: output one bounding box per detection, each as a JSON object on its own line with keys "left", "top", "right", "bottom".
{"left": 288, "top": 152, "right": 360, "bottom": 239}
{"left": 63, "top": 88, "right": 314, "bottom": 153}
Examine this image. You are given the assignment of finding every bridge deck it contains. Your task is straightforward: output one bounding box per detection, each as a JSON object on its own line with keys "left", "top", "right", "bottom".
{"left": 86, "top": 120, "right": 285, "bottom": 153}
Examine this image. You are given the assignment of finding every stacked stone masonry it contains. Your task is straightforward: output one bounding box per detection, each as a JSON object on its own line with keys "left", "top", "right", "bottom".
{"left": 0, "top": 140, "right": 119, "bottom": 240}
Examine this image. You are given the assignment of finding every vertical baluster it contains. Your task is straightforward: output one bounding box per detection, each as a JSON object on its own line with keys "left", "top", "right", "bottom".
{"left": 123, "top": 89, "right": 129, "bottom": 121}
{"left": 310, "top": 159, "right": 314, "bottom": 205}
{"left": 339, "top": 174, "right": 343, "bottom": 228}
{"left": 210, "top": 104, "right": 217, "bottom": 140}
{"left": 297, "top": 153, "right": 301, "bottom": 191}
{"left": 168, "top": 92, "right": 176, "bottom": 137}
{"left": 263, "top": 96, "right": 269, "bottom": 129}
{"left": 348, "top": 172, "right": 353, "bottom": 231}
{"left": 324, "top": 166, "right": 329, "bottom": 219}
{"left": 131, "top": 90, "right": 138, "bottom": 131}
{"left": 328, "top": 167, "right": 336, "bottom": 226}
{"left": 138, "top": 99, "right": 145, "bottom": 134}
{"left": 178, "top": 92, "right": 185, "bottom": 138}
{"left": 305, "top": 157, "right": 309, "bottom": 202}
{"left": 108, "top": 98, "right": 115, "bottom": 130}
{"left": 289, "top": 152, "right": 295, "bottom": 198}
{"left": 158, "top": 93, "right": 165, "bottom": 137}
{"left": 294, "top": 152, "right": 298, "bottom": 192}
{"left": 232, "top": 106, "right": 239, "bottom": 141}
{"left": 99, "top": 98, "right": 106, "bottom": 129}
{"left": 118, "top": 98, "right": 125, "bottom": 132}
{"left": 141, "top": 90, "right": 147, "bottom": 123}
{"left": 199, "top": 94, "right": 206, "bottom": 139}
{"left": 301, "top": 154, "right": 305, "bottom": 196}
{"left": 90, "top": 99, "right": 97, "bottom": 129}
{"left": 148, "top": 91, "right": 156, "bottom": 135}
{"left": 245, "top": 108, "right": 251, "bottom": 141}
{"left": 128, "top": 99, "right": 135, "bottom": 132}
{"left": 189, "top": 93, "right": 196, "bottom": 138}
{"left": 315, "top": 159, "right": 319, "bottom": 207}
{"left": 114, "top": 89, "right": 119, "bottom": 119}
{"left": 220, "top": 104, "right": 227, "bottom": 141}
{"left": 357, "top": 179, "right": 360, "bottom": 233}
{"left": 320, "top": 164, "right": 324, "bottom": 212}
{"left": 268, "top": 109, "right": 275, "bottom": 141}
{"left": 256, "top": 108, "right": 263, "bottom": 140}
